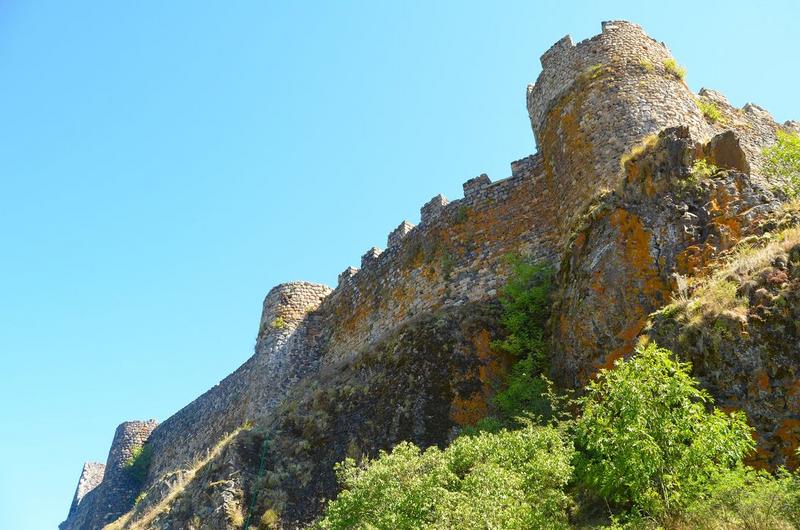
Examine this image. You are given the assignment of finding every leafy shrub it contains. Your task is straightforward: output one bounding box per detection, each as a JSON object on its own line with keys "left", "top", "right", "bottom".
{"left": 574, "top": 343, "right": 754, "bottom": 524}
{"left": 763, "top": 130, "right": 800, "bottom": 197}
{"left": 316, "top": 424, "right": 574, "bottom": 530}
{"left": 125, "top": 443, "right": 154, "bottom": 484}
{"left": 270, "top": 317, "right": 287, "bottom": 330}
{"left": 494, "top": 257, "right": 553, "bottom": 369}
{"left": 493, "top": 355, "right": 551, "bottom": 424}
{"left": 691, "top": 158, "right": 719, "bottom": 180}
{"left": 685, "top": 466, "right": 800, "bottom": 529}
{"left": 663, "top": 58, "right": 686, "bottom": 80}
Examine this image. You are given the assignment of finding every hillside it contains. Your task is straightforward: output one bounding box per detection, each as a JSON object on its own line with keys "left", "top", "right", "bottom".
{"left": 61, "top": 21, "right": 800, "bottom": 529}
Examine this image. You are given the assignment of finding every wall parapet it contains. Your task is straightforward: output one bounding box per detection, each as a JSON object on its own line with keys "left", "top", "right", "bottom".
{"left": 463, "top": 174, "right": 491, "bottom": 197}
{"left": 420, "top": 194, "right": 449, "bottom": 224}
{"left": 387, "top": 220, "right": 415, "bottom": 248}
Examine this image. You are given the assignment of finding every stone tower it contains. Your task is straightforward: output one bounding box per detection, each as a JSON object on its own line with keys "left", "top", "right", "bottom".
{"left": 527, "top": 21, "right": 715, "bottom": 231}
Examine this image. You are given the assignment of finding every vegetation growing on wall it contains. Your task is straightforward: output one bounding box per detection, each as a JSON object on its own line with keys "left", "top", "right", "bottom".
{"left": 662, "top": 58, "right": 686, "bottom": 81}
{"left": 696, "top": 99, "right": 726, "bottom": 124}
{"left": 488, "top": 258, "right": 554, "bottom": 425}
{"left": 124, "top": 444, "right": 154, "bottom": 484}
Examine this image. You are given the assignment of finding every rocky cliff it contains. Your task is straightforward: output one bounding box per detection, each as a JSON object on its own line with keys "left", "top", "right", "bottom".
{"left": 61, "top": 21, "right": 799, "bottom": 530}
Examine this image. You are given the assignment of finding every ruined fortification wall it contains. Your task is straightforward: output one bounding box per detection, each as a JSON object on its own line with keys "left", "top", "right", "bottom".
{"left": 61, "top": 421, "right": 158, "bottom": 530}
{"left": 63, "top": 20, "right": 797, "bottom": 529}
{"left": 145, "top": 282, "right": 331, "bottom": 482}
{"left": 66, "top": 462, "right": 105, "bottom": 518}
{"left": 695, "top": 87, "right": 790, "bottom": 180}
{"left": 317, "top": 155, "right": 560, "bottom": 362}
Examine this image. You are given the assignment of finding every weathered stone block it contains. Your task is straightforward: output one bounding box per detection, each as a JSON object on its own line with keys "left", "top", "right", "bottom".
{"left": 462, "top": 174, "right": 491, "bottom": 198}
{"left": 420, "top": 194, "right": 448, "bottom": 224}
{"left": 361, "top": 246, "right": 383, "bottom": 268}
{"left": 387, "top": 221, "right": 415, "bottom": 248}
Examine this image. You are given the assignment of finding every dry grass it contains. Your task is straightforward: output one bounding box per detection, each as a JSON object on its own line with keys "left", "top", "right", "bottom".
{"left": 619, "top": 133, "right": 659, "bottom": 173}
{"left": 664, "top": 225, "right": 800, "bottom": 326}
{"left": 104, "top": 427, "right": 246, "bottom": 530}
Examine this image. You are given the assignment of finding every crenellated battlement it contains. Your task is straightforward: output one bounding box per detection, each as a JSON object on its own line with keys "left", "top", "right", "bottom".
{"left": 527, "top": 20, "right": 673, "bottom": 141}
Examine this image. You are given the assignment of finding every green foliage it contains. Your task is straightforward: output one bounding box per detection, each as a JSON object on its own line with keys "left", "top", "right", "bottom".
{"left": 270, "top": 317, "right": 287, "bottom": 330}
{"left": 134, "top": 490, "right": 147, "bottom": 506}
{"left": 485, "top": 258, "right": 555, "bottom": 426}
{"left": 316, "top": 424, "right": 574, "bottom": 530}
{"left": 582, "top": 63, "right": 608, "bottom": 82}
{"left": 763, "top": 130, "right": 800, "bottom": 197}
{"left": 454, "top": 205, "right": 470, "bottom": 224}
{"left": 574, "top": 343, "right": 754, "bottom": 524}
{"left": 494, "top": 258, "right": 553, "bottom": 368}
{"left": 696, "top": 99, "right": 726, "bottom": 124}
{"left": 663, "top": 58, "right": 686, "bottom": 80}
{"left": 493, "top": 356, "right": 551, "bottom": 424}
{"left": 691, "top": 158, "right": 719, "bottom": 180}
{"left": 125, "top": 443, "right": 154, "bottom": 484}
{"left": 685, "top": 466, "right": 800, "bottom": 529}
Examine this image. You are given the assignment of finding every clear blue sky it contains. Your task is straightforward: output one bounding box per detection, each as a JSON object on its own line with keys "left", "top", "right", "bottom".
{"left": 0, "top": 1, "right": 796, "bottom": 528}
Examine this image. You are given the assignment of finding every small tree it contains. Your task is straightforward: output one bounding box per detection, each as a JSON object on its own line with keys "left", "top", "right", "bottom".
{"left": 494, "top": 257, "right": 553, "bottom": 369}
{"left": 574, "top": 343, "right": 754, "bottom": 524}
{"left": 763, "top": 130, "right": 800, "bottom": 197}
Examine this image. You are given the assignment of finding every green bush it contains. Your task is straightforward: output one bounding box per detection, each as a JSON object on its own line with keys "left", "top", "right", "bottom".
{"left": 574, "top": 343, "right": 754, "bottom": 524}
{"left": 316, "top": 424, "right": 574, "bottom": 530}
{"left": 494, "top": 258, "right": 553, "bottom": 368}
{"left": 763, "top": 130, "right": 800, "bottom": 197}
{"left": 493, "top": 355, "right": 551, "bottom": 424}
{"left": 484, "top": 258, "right": 555, "bottom": 426}
{"left": 685, "top": 465, "right": 800, "bottom": 529}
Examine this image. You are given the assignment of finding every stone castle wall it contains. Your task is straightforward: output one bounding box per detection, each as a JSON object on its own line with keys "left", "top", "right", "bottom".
{"left": 62, "top": 21, "right": 795, "bottom": 529}
{"left": 145, "top": 282, "right": 331, "bottom": 482}
{"left": 61, "top": 421, "right": 158, "bottom": 530}
{"left": 66, "top": 462, "right": 105, "bottom": 518}
{"left": 317, "top": 156, "right": 560, "bottom": 362}
{"left": 141, "top": 159, "right": 561, "bottom": 481}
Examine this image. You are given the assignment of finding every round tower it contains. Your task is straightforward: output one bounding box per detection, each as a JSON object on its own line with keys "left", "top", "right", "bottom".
{"left": 527, "top": 21, "right": 715, "bottom": 232}
{"left": 98, "top": 420, "right": 158, "bottom": 522}
{"left": 255, "top": 281, "right": 332, "bottom": 349}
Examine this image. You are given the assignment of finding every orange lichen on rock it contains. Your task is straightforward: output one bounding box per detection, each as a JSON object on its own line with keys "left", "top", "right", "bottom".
{"left": 676, "top": 243, "right": 716, "bottom": 275}
{"left": 776, "top": 418, "right": 800, "bottom": 469}
{"left": 610, "top": 208, "right": 668, "bottom": 302}
{"left": 596, "top": 317, "right": 648, "bottom": 373}
{"left": 449, "top": 329, "right": 511, "bottom": 426}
